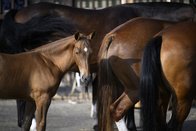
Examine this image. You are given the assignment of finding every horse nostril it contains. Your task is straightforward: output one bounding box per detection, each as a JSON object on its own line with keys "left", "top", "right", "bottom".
{"left": 81, "top": 75, "right": 86, "bottom": 82}
{"left": 81, "top": 75, "right": 91, "bottom": 83}
{"left": 84, "top": 77, "right": 88, "bottom": 82}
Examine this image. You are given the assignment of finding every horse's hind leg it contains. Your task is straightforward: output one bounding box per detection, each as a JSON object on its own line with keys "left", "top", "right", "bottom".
{"left": 156, "top": 86, "right": 170, "bottom": 131}
{"left": 167, "top": 96, "right": 192, "bottom": 131}
{"left": 164, "top": 62, "right": 195, "bottom": 131}
{"left": 115, "top": 107, "right": 136, "bottom": 131}
{"left": 125, "top": 107, "right": 137, "bottom": 131}
{"left": 109, "top": 57, "right": 139, "bottom": 130}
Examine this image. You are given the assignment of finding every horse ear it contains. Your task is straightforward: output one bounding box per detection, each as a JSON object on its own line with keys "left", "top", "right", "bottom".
{"left": 74, "top": 32, "right": 81, "bottom": 41}
{"left": 88, "top": 31, "right": 96, "bottom": 40}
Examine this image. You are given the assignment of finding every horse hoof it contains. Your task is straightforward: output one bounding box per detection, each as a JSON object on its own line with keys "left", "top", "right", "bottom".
{"left": 93, "top": 125, "right": 98, "bottom": 131}
{"left": 128, "top": 129, "right": 137, "bottom": 131}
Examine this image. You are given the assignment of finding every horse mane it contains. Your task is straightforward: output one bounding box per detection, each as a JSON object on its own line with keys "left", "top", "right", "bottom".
{"left": 0, "top": 9, "right": 77, "bottom": 53}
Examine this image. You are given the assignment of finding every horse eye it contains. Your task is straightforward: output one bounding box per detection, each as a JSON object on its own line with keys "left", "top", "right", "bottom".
{"left": 75, "top": 48, "right": 80, "bottom": 54}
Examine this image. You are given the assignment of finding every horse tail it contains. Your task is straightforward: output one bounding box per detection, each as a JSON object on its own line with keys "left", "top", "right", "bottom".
{"left": 0, "top": 9, "right": 21, "bottom": 53}
{"left": 97, "top": 34, "right": 124, "bottom": 131}
{"left": 0, "top": 9, "right": 76, "bottom": 52}
{"left": 17, "top": 14, "right": 76, "bottom": 49}
{"left": 140, "top": 36, "right": 163, "bottom": 131}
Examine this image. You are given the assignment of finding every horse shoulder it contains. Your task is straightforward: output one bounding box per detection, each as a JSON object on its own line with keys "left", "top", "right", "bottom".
{"left": 29, "top": 53, "right": 61, "bottom": 92}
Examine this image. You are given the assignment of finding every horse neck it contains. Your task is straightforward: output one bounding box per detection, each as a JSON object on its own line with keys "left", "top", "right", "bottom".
{"left": 34, "top": 36, "right": 75, "bottom": 74}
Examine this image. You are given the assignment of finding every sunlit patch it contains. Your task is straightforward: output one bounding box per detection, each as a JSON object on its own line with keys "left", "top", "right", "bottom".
{"left": 84, "top": 47, "right": 88, "bottom": 52}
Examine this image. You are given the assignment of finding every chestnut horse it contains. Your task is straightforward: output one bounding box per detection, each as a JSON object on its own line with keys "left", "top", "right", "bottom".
{"left": 97, "top": 17, "right": 175, "bottom": 131}
{"left": 1, "top": 2, "right": 196, "bottom": 130}
{"left": 0, "top": 32, "right": 94, "bottom": 131}
{"left": 140, "top": 22, "right": 196, "bottom": 131}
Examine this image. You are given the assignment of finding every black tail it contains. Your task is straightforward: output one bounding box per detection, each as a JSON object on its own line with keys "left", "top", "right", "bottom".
{"left": 0, "top": 9, "right": 76, "bottom": 53}
{"left": 17, "top": 14, "right": 77, "bottom": 49}
{"left": 0, "top": 10, "right": 21, "bottom": 53}
{"left": 140, "top": 36, "right": 163, "bottom": 131}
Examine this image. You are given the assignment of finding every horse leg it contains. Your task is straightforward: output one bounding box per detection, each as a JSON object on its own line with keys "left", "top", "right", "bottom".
{"left": 167, "top": 96, "right": 192, "bottom": 131}
{"left": 115, "top": 116, "right": 128, "bottom": 131}
{"left": 35, "top": 94, "right": 51, "bottom": 131}
{"left": 21, "top": 101, "right": 36, "bottom": 131}
{"left": 16, "top": 99, "right": 27, "bottom": 127}
{"left": 91, "top": 75, "right": 98, "bottom": 131}
{"left": 125, "top": 107, "right": 137, "bottom": 131}
{"left": 164, "top": 62, "right": 194, "bottom": 131}
{"left": 115, "top": 107, "right": 136, "bottom": 131}
{"left": 156, "top": 86, "right": 170, "bottom": 131}
{"left": 109, "top": 57, "right": 139, "bottom": 130}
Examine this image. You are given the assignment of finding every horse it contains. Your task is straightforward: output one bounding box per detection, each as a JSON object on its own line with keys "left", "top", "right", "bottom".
{"left": 1, "top": 2, "right": 196, "bottom": 130}
{"left": 140, "top": 22, "right": 196, "bottom": 131}
{"left": 9, "top": 2, "right": 196, "bottom": 72}
{"left": 0, "top": 10, "right": 79, "bottom": 128}
{"left": 97, "top": 17, "right": 175, "bottom": 131}
{"left": 0, "top": 32, "right": 94, "bottom": 131}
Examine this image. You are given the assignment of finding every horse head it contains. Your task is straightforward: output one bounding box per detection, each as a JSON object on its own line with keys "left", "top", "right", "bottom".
{"left": 73, "top": 32, "right": 95, "bottom": 84}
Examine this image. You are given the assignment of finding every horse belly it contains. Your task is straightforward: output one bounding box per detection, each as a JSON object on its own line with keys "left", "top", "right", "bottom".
{"left": 0, "top": 80, "right": 29, "bottom": 99}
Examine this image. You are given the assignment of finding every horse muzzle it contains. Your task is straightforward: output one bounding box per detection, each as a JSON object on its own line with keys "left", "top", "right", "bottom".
{"left": 81, "top": 74, "right": 92, "bottom": 84}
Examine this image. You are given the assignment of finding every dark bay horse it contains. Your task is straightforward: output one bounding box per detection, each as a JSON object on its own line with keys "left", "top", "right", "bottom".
{"left": 0, "top": 32, "right": 94, "bottom": 131}
{"left": 97, "top": 17, "right": 175, "bottom": 131}
{"left": 7, "top": 2, "right": 196, "bottom": 72}
{"left": 140, "top": 22, "right": 196, "bottom": 131}
{"left": 1, "top": 2, "right": 196, "bottom": 130}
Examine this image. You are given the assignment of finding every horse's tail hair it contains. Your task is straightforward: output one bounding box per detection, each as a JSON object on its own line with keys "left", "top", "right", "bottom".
{"left": 140, "top": 36, "right": 163, "bottom": 131}
{"left": 0, "top": 9, "right": 77, "bottom": 52}
{"left": 17, "top": 14, "right": 76, "bottom": 49}
{"left": 97, "top": 35, "right": 123, "bottom": 131}
{"left": 0, "top": 9, "right": 21, "bottom": 53}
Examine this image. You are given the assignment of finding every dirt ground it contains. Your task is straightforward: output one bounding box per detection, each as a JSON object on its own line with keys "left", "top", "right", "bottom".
{"left": 0, "top": 99, "right": 196, "bottom": 131}
{"left": 0, "top": 84, "right": 196, "bottom": 131}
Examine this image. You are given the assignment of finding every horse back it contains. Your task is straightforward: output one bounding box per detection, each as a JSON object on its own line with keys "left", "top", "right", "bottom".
{"left": 99, "top": 18, "right": 174, "bottom": 60}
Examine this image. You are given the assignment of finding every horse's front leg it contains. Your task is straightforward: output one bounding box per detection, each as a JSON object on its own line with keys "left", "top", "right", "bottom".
{"left": 35, "top": 93, "right": 51, "bottom": 131}
{"left": 21, "top": 101, "right": 36, "bottom": 131}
